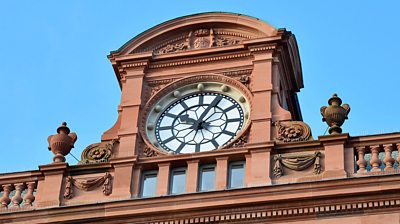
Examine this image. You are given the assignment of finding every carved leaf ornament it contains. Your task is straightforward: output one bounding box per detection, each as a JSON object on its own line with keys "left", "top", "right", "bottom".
{"left": 273, "top": 152, "right": 321, "bottom": 178}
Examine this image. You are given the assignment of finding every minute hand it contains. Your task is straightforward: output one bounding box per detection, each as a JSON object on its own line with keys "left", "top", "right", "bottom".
{"left": 197, "top": 95, "right": 223, "bottom": 123}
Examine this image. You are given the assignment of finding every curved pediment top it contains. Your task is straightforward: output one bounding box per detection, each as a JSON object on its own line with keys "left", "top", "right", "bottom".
{"left": 114, "top": 12, "right": 278, "bottom": 56}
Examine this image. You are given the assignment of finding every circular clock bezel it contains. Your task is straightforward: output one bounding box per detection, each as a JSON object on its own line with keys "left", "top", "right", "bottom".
{"left": 141, "top": 74, "right": 252, "bottom": 155}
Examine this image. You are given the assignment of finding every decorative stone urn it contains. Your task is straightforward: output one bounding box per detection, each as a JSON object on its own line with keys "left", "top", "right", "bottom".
{"left": 320, "top": 94, "right": 350, "bottom": 134}
{"left": 47, "top": 122, "right": 77, "bottom": 163}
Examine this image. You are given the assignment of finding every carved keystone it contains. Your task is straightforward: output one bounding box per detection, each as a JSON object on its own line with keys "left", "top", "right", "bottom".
{"left": 47, "top": 122, "right": 77, "bottom": 163}
{"left": 320, "top": 94, "right": 350, "bottom": 134}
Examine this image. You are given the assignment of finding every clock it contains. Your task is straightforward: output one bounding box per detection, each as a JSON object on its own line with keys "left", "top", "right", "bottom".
{"left": 144, "top": 75, "right": 251, "bottom": 154}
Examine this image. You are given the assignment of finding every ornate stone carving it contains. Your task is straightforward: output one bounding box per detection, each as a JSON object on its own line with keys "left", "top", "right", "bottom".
{"left": 47, "top": 122, "right": 77, "bottom": 163}
{"left": 64, "top": 172, "right": 112, "bottom": 199}
{"left": 219, "top": 69, "right": 252, "bottom": 90}
{"left": 273, "top": 151, "right": 322, "bottom": 178}
{"left": 320, "top": 93, "right": 350, "bottom": 134}
{"left": 215, "top": 36, "right": 240, "bottom": 46}
{"left": 193, "top": 29, "right": 212, "bottom": 49}
{"left": 153, "top": 28, "right": 243, "bottom": 55}
{"left": 274, "top": 121, "right": 313, "bottom": 142}
{"left": 143, "top": 145, "right": 158, "bottom": 157}
{"left": 156, "top": 41, "right": 190, "bottom": 55}
{"left": 239, "top": 74, "right": 250, "bottom": 89}
{"left": 79, "top": 140, "right": 116, "bottom": 164}
{"left": 147, "top": 78, "right": 175, "bottom": 97}
{"left": 226, "top": 130, "right": 249, "bottom": 149}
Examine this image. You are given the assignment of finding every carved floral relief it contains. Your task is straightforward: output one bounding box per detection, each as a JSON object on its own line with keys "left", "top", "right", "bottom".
{"left": 79, "top": 140, "right": 116, "bottom": 164}
{"left": 274, "top": 121, "right": 313, "bottom": 143}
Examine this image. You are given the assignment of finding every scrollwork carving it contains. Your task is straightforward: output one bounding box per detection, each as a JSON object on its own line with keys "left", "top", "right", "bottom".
{"left": 64, "top": 172, "right": 112, "bottom": 199}
{"left": 273, "top": 151, "right": 322, "bottom": 178}
{"left": 274, "top": 121, "right": 313, "bottom": 143}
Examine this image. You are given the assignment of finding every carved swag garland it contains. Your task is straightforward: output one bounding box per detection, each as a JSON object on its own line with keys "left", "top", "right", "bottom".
{"left": 273, "top": 152, "right": 321, "bottom": 178}
{"left": 64, "top": 172, "right": 112, "bottom": 199}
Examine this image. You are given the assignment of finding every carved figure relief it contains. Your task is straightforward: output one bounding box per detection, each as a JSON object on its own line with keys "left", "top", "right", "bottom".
{"left": 274, "top": 121, "right": 313, "bottom": 143}
{"left": 64, "top": 172, "right": 112, "bottom": 199}
{"left": 273, "top": 151, "right": 321, "bottom": 178}
{"left": 153, "top": 28, "right": 244, "bottom": 55}
{"left": 79, "top": 140, "right": 116, "bottom": 164}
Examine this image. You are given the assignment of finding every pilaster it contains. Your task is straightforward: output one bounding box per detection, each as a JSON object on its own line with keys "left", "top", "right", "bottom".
{"left": 157, "top": 162, "right": 171, "bottom": 196}
{"left": 110, "top": 156, "right": 137, "bottom": 199}
{"left": 245, "top": 142, "right": 274, "bottom": 186}
{"left": 35, "top": 163, "right": 68, "bottom": 208}
{"left": 215, "top": 156, "right": 229, "bottom": 190}
{"left": 319, "top": 134, "right": 350, "bottom": 179}
{"left": 248, "top": 46, "right": 274, "bottom": 143}
{"left": 116, "top": 59, "right": 149, "bottom": 158}
{"left": 186, "top": 160, "right": 200, "bottom": 193}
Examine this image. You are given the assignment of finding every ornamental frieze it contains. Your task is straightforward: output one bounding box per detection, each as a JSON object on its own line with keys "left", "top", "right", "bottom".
{"left": 152, "top": 28, "right": 247, "bottom": 55}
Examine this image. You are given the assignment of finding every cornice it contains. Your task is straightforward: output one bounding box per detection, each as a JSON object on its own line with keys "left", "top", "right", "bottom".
{"left": 2, "top": 174, "right": 400, "bottom": 223}
{"left": 137, "top": 147, "right": 249, "bottom": 164}
{"left": 148, "top": 51, "right": 252, "bottom": 69}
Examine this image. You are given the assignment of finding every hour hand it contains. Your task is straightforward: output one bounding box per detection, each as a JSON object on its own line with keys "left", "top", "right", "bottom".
{"left": 179, "top": 114, "right": 198, "bottom": 124}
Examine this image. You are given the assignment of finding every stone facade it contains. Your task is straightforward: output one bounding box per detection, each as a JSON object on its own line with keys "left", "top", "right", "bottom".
{"left": 0, "top": 12, "right": 400, "bottom": 224}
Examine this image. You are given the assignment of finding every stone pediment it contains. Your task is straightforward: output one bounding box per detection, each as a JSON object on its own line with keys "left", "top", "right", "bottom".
{"left": 114, "top": 12, "right": 278, "bottom": 55}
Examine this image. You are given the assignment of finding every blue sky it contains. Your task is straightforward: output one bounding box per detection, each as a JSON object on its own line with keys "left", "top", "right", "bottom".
{"left": 0, "top": 1, "right": 399, "bottom": 173}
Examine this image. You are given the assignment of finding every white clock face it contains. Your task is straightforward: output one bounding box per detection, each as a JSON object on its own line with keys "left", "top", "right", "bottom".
{"left": 145, "top": 80, "right": 251, "bottom": 154}
{"left": 155, "top": 92, "right": 244, "bottom": 153}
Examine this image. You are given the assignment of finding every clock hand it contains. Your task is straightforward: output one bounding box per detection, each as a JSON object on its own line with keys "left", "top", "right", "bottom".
{"left": 197, "top": 95, "right": 223, "bottom": 123}
{"left": 179, "top": 114, "right": 198, "bottom": 124}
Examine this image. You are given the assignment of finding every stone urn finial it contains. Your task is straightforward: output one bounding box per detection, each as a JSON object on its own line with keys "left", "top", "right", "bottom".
{"left": 320, "top": 93, "right": 351, "bottom": 134}
{"left": 47, "top": 122, "right": 78, "bottom": 163}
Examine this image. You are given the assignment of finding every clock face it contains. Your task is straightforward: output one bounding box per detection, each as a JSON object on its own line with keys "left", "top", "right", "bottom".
{"left": 145, "top": 80, "right": 250, "bottom": 154}
{"left": 155, "top": 92, "right": 244, "bottom": 153}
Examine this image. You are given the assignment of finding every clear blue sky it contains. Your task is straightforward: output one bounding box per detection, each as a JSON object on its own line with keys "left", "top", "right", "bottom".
{"left": 1, "top": 1, "right": 399, "bottom": 173}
